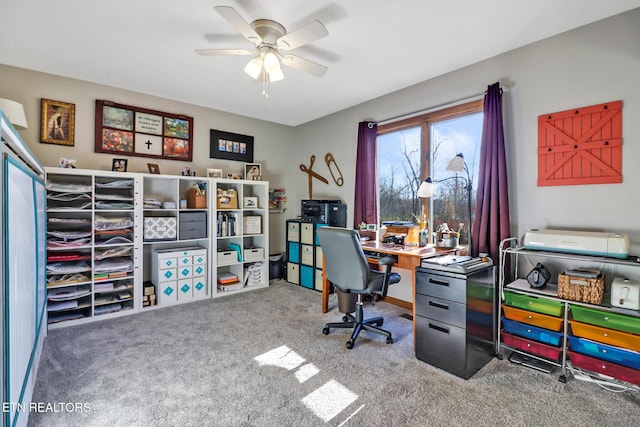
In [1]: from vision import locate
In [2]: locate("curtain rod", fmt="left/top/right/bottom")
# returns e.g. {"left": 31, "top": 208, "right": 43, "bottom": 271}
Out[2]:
{"left": 375, "top": 87, "right": 504, "bottom": 127}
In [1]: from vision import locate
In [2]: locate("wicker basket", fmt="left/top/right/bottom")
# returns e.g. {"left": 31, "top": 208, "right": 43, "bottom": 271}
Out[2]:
{"left": 557, "top": 273, "right": 604, "bottom": 304}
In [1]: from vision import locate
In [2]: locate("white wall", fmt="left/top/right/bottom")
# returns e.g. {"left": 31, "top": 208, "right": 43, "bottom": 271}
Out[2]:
{"left": 293, "top": 9, "right": 640, "bottom": 252}
{"left": 0, "top": 65, "right": 298, "bottom": 253}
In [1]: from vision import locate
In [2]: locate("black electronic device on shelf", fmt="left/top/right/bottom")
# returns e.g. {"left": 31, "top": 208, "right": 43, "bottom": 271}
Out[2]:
{"left": 301, "top": 199, "right": 346, "bottom": 227}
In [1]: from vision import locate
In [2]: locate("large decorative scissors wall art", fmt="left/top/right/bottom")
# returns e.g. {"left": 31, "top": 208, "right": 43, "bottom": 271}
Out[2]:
{"left": 299, "top": 152, "right": 344, "bottom": 199}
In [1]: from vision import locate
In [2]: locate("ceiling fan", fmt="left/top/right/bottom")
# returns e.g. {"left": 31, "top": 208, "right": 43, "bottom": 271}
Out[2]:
{"left": 195, "top": 6, "right": 329, "bottom": 96}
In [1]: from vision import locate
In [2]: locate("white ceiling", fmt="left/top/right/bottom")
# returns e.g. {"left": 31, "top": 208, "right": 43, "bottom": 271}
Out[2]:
{"left": 2, "top": 0, "right": 640, "bottom": 126}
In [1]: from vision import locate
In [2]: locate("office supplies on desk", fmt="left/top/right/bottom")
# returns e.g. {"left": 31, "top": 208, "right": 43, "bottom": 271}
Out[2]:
{"left": 420, "top": 254, "right": 493, "bottom": 273}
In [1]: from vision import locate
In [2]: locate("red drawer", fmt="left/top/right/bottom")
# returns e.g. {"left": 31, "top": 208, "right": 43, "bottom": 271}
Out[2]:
{"left": 568, "top": 350, "right": 640, "bottom": 386}
{"left": 501, "top": 331, "right": 562, "bottom": 362}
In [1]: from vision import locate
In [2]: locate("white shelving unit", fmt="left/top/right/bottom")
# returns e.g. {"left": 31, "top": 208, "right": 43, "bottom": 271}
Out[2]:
{"left": 213, "top": 178, "right": 269, "bottom": 296}
{"left": 498, "top": 237, "right": 640, "bottom": 390}
{"left": 45, "top": 168, "right": 141, "bottom": 328}
{"left": 44, "top": 169, "right": 270, "bottom": 326}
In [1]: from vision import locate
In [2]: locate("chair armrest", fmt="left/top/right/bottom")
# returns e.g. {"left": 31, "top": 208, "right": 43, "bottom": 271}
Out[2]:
{"left": 378, "top": 255, "right": 398, "bottom": 266}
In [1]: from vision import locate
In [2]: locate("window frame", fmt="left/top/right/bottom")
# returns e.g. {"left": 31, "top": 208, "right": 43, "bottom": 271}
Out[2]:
{"left": 376, "top": 99, "right": 483, "bottom": 229}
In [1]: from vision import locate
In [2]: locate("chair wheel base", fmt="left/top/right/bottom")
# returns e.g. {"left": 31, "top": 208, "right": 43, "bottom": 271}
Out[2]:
{"left": 386, "top": 337, "right": 393, "bottom": 344}
{"left": 346, "top": 340, "right": 354, "bottom": 349}
{"left": 322, "top": 327, "right": 330, "bottom": 335}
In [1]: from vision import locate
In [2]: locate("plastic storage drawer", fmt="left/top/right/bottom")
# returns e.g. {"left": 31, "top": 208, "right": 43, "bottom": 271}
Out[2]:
{"left": 501, "top": 331, "right": 562, "bottom": 362}
{"left": 568, "top": 336, "right": 640, "bottom": 370}
{"left": 502, "top": 304, "right": 563, "bottom": 331}
{"left": 569, "top": 320, "right": 640, "bottom": 352}
{"left": 568, "top": 350, "right": 640, "bottom": 386}
{"left": 504, "top": 291, "right": 564, "bottom": 317}
{"left": 570, "top": 304, "right": 640, "bottom": 335}
{"left": 501, "top": 318, "right": 562, "bottom": 346}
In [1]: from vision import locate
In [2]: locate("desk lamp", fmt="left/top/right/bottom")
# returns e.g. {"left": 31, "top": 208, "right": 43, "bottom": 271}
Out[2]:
{"left": 0, "top": 98, "right": 28, "bottom": 129}
{"left": 417, "top": 153, "right": 473, "bottom": 252}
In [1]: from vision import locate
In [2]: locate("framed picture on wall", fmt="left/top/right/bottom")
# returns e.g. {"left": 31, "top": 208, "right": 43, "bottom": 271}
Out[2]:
{"left": 40, "top": 98, "right": 76, "bottom": 146}
{"left": 95, "top": 100, "right": 193, "bottom": 161}
{"left": 210, "top": 129, "right": 254, "bottom": 162}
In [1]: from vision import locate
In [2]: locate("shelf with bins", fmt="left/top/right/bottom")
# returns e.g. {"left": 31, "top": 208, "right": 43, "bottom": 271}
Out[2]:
{"left": 213, "top": 179, "right": 269, "bottom": 295}
{"left": 498, "top": 239, "right": 640, "bottom": 390}
{"left": 286, "top": 220, "right": 327, "bottom": 290}
{"left": 141, "top": 174, "right": 210, "bottom": 309}
{"left": 45, "top": 169, "right": 138, "bottom": 327}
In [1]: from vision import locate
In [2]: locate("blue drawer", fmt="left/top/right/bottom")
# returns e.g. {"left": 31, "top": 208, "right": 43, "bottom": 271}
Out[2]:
{"left": 568, "top": 336, "right": 640, "bottom": 370}
{"left": 501, "top": 318, "right": 562, "bottom": 347}
{"left": 300, "top": 265, "right": 314, "bottom": 289}
{"left": 288, "top": 242, "right": 300, "bottom": 263}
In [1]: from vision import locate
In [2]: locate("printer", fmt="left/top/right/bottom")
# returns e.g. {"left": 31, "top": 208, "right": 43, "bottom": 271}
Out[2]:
{"left": 301, "top": 199, "right": 347, "bottom": 227}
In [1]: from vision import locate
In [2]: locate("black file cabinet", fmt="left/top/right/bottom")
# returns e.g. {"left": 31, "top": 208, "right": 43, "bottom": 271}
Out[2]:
{"left": 415, "top": 265, "right": 496, "bottom": 379}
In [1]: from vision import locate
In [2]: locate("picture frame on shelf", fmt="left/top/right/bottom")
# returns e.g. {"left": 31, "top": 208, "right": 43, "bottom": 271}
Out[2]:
{"left": 40, "top": 98, "right": 75, "bottom": 146}
{"left": 147, "top": 163, "right": 161, "bottom": 174}
{"left": 244, "top": 197, "right": 258, "bottom": 209}
{"left": 244, "top": 163, "right": 262, "bottom": 181}
{"left": 207, "top": 168, "right": 223, "bottom": 178}
{"left": 112, "top": 158, "right": 128, "bottom": 172}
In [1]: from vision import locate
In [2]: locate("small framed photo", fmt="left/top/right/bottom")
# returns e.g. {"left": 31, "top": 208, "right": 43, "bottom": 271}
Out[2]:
{"left": 112, "top": 158, "right": 128, "bottom": 172}
{"left": 147, "top": 163, "right": 161, "bottom": 174}
{"left": 244, "top": 197, "right": 258, "bottom": 208}
{"left": 244, "top": 163, "right": 262, "bottom": 181}
{"left": 207, "top": 168, "right": 223, "bottom": 178}
{"left": 40, "top": 98, "right": 76, "bottom": 146}
{"left": 366, "top": 224, "right": 377, "bottom": 231}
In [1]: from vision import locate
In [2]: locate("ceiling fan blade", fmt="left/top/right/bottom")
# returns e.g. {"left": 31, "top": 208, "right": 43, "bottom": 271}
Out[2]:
{"left": 280, "top": 54, "right": 327, "bottom": 77}
{"left": 277, "top": 20, "right": 328, "bottom": 50}
{"left": 195, "top": 48, "right": 255, "bottom": 56}
{"left": 214, "top": 6, "right": 262, "bottom": 44}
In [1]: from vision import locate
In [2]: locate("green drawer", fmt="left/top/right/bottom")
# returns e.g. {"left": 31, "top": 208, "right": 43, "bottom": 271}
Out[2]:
{"left": 570, "top": 304, "right": 640, "bottom": 335}
{"left": 504, "top": 291, "right": 564, "bottom": 317}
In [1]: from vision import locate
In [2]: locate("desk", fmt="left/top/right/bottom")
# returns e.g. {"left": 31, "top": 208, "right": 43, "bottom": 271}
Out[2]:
{"left": 321, "top": 242, "right": 458, "bottom": 313}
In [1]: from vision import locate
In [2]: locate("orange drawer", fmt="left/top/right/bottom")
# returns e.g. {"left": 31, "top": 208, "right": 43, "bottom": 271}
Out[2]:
{"left": 569, "top": 320, "right": 640, "bottom": 352}
{"left": 502, "top": 304, "right": 563, "bottom": 332}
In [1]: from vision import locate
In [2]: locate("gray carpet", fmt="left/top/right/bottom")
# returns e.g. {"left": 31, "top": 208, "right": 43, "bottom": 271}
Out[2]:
{"left": 29, "top": 281, "right": 639, "bottom": 426}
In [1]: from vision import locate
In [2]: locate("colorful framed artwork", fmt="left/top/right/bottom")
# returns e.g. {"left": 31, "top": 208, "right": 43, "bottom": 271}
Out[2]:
{"left": 210, "top": 129, "right": 254, "bottom": 162}
{"left": 40, "top": 98, "right": 76, "bottom": 146}
{"left": 95, "top": 100, "right": 193, "bottom": 161}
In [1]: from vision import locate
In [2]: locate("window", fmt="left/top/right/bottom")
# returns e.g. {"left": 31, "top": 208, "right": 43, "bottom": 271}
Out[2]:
{"left": 377, "top": 100, "right": 483, "bottom": 248}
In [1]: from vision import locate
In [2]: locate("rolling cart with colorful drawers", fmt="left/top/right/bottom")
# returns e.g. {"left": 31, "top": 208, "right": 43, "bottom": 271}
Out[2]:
{"left": 498, "top": 238, "right": 640, "bottom": 390}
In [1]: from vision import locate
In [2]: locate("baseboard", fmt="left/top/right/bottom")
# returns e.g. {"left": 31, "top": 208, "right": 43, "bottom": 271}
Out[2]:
{"left": 383, "top": 296, "right": 412, "bottom": 310}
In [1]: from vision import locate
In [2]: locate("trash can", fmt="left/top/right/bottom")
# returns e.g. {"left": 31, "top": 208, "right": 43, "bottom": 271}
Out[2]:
{"left": 337, "top": 289, "right": 356, "bottom": 313}
{"left": 269, "top": 254, "right": 283, "bottom": 280}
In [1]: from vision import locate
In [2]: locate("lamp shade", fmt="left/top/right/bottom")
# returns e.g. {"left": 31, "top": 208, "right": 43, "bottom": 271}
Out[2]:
{"left": 446, "top": 153, "right": 465, "bottom": 173}
{"left": 0, "top": 98, "right": 28, "bottom": 129}
{"left": 244, "top": 56, "right": 264, "bottom": 80}
{"left": 417, "top": 177, "right": 434, "bottom": 198}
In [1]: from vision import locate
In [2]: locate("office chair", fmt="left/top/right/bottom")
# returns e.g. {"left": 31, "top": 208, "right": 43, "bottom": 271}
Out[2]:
{"left": 317, "top": 226, "right": 401, "bottom": 349}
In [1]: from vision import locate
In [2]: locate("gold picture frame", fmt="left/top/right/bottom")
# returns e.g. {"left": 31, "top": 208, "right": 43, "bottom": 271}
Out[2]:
{"left": 40, "top": 98, "right": 75, "bottom": 146}
{"left": 147, "top": 163, "right": 161, "bottom": 174}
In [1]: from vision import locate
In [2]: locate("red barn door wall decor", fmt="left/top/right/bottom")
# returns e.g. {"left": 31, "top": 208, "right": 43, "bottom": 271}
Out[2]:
{"left": 538, "top": 100, "right": 622, "bottom": 186}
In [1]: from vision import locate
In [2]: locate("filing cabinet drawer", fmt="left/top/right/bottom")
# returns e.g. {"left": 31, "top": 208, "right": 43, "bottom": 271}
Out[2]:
{"left": 415, "top": 316, "right": 466, "bottom": 378}
{"left": 416, "top": 271, "right": 467, "bottom": 303}
{"left": 415, "top": 294, "right": 466, "bottom": 328}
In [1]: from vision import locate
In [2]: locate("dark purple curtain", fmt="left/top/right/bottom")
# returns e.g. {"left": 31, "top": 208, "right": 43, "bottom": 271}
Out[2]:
{"left": 353, "top": 121, "right": 378, "bottom": 228}
{"left": 471, "top": 83, "right": 510, "bottom": 262}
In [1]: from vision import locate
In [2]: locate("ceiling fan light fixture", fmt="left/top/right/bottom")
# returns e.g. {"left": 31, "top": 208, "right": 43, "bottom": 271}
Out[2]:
{"left": 268, "top": 66, "right": 284, "bottom": 82}
{"left": 244, "top": 56, "right": 263, "bottom": 79}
